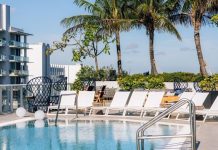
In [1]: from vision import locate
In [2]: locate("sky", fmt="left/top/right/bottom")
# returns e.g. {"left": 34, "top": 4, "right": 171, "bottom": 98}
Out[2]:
{"left": 2, "top": 0, "right": 218, "bottom": 74}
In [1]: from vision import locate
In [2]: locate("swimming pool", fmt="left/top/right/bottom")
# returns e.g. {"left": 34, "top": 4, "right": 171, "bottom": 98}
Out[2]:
{"left": 0, "top": 120, "right": 186, "bottom": 150}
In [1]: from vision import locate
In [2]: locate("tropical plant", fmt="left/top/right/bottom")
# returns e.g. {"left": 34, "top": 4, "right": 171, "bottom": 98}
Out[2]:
{"left": 129, "top": 0, "right": 181, "bottom": 75}
{"left": 47, "top": 24, "right": 113, "bottom": 73}
{"left": 199, "top": 74, "right": 218, "bottom": 91}
{"left": 171, "top": 0, "right": 218, "bottom": 76}
{"left": 61, "top": 0, "right": 133, "bottom": 77}
{"left": 212, "top": 14, "right": 218, "bottom": 24}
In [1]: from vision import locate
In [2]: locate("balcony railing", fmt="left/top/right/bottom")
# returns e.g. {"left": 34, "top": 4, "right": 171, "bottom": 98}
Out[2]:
{"left": 9, "top": 70, "right": 29, "bottom": 76}
{"left": 0, "top": 69, "right": 7, "bottom": 76}
{"left": 9, "top": 40, "right": 29, "bottom": 48}
{"left": 0, "top": 55, "right": 7, "bottom": 61}
{"left": 0, "top": 39, "right": 7, "bottom": 47}
{"left": 9, "top": 55, "right": 29, "bottom": 62}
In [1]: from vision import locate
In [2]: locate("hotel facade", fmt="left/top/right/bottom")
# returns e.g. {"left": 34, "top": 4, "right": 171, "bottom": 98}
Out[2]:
{"left": 0, "top": 4, "right": 31, "bottom": 84}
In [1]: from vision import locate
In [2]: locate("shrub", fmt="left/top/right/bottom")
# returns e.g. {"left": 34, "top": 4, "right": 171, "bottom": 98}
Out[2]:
{"left": 155, "top": 72, "right": 204, "bottom": 82}
{"left": 147, "top": 76, "right": 165, "bottom": 89}
{"left": 118, "top": 74, "right": 165, "bottom": 91}
{"left": 199, "top": 74, "right": 218, "bottom": 91}
{"left": 71, "top": 79, "right": 83, "bottom": 91}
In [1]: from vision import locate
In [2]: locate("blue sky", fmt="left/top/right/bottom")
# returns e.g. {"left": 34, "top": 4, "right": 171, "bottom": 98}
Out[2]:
{"left": 2, "top": 0, "right": 218, "bottom": 74}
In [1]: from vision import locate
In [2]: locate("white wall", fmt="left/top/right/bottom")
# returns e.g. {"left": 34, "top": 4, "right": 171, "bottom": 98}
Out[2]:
{"left": 50, "top": 64, "right": 81, "bottom": 84}
{"left": 27, "top": 43, "right": 50, "bottom": 81}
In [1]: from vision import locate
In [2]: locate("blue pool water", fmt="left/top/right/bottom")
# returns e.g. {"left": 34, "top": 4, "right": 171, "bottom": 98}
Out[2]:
{"left": 0, "top": 120, "right": 183, "bottom": 150}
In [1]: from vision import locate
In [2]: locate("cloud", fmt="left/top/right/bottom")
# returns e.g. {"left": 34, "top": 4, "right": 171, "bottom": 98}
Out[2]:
{"left": 125, "top": 43, "right": 139, "bottom": 50}
{"left": 180, "top": 47, "right": 195, "bottom": 52}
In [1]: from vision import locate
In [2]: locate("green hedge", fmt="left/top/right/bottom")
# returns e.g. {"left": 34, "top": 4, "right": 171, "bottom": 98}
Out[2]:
{"left": 154, "top": 72, "right": 204, "bottom": 82}
{"left": 118, "top": 74, "right": 165, "bottom": 91}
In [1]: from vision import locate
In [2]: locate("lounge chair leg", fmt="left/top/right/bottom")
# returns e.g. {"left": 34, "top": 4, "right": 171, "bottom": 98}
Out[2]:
{"left": 155, "top": 111, "right": 159, "bottom": 117}
{"left": 176, "top": 113, "right": 180, "bottom": 120}
{"left": 203, "top": 114, "right": 208, "bottom": 122}
{"left": 123, "top": 110, "right": 126, "bottom": 116}
{"left": 89, "top": 109, "right": 93, "bottom": 116}
{"left": 167, "top": 114, "right": 171, "bottom": 119}
{"left": 143, "top": 111, "right": 147, "bottom": 117}
{"left": 140, "top": 111, "right": 143, "bottom": 118}
{"left": 105, "top": 109, "right": 108, "bottom": 115}
{"left": 65, "top": 107, "right": 68, "bottom": 115}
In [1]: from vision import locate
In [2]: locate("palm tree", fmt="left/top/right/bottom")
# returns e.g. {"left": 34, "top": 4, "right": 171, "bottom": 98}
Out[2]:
{"left": 61, "top": 0, "right": 131, "bottom": 77}
{"left": 172, "top": 0, "right": 218, "bottom": 76}
{"left": 132, "top": 0, "right": 181, "bottom": 75}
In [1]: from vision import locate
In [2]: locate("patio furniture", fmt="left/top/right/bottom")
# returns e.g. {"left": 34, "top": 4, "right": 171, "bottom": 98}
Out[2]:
{"left": 173, "top": 78, "right": 188, "bottom": 95}
{"left": 89, "top": 91, "right": 130, "bottom": 115}
{"left": 142, "top": 91, "right": 165, "bottom": 117}
{"left": 50, "top": 77, "right": 68, "bottom": 105}
{"left": 94, "top": 85, "right": 106, "bottom": 103}
{"left": 176, "top": 92, "right": 209, "bottom": 119}
{"left": 26, "top": 76, "right": 52, "bottom": 112}
{"left": 47, "top": 91, "right": 76, "bottom": 115}
{"left": 196, "top": 96, "right": 218, "bottom": 122}
{"left": 123, "top": 91, "right": 148, "bottom": 116}
{"left": 193, "top": 82, "right": 203, "bottom": 92}
{"left": 75, "top": 91, "right": 95, "bottom": 115}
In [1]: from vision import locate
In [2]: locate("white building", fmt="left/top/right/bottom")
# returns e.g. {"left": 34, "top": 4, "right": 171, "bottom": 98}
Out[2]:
{"left": 50, "top": 64, "right": 81, "bottom": 84}
{"left": 0, "top": 4, "right": 31, "bottom": 84}
{"left": 27, "top": 43, "right": 50, "bottom": 81}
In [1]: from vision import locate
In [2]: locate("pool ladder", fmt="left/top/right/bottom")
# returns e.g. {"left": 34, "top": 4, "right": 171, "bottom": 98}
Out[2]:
{"left": 136, "top": 98, "right": 196, "bottom": 150}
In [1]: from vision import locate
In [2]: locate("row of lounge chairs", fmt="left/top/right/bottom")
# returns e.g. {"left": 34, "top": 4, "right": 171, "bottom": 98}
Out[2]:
{"left": 47, "top": 90, "right": 218, "bottom": 122}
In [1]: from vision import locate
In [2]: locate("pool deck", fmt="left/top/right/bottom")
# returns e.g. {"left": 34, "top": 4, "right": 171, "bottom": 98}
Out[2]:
{"left": 0, "top": 113, "right": 217, "bottom": 150}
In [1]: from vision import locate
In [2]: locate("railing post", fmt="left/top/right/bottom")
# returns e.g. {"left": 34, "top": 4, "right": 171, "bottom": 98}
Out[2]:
{"left": 10, "top": 86, "right": 13, "bottom": 112}
{"left": 20, "top": 86, "right": 23, "bottom": 107}
{"left": 0, "top": 87, "right": 2, "bottom": 114}
{"left": 190, "top": 102, "right": 197, "bottom": 150}
{"left": 76, "top": 93, "right": 78, "bottom": 118}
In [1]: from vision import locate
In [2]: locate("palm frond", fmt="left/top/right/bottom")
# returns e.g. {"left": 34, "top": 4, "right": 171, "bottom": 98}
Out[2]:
{"left": 74, "top": 0, "right": 103, "bottom": 13}
{"left": 61, "top": 15, "right": 100, "bottom": 27}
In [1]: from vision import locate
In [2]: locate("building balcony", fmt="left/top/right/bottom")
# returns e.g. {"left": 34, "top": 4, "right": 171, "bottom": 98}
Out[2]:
{"left": 0, "top": 39, "right": 7, "bottom": 47}
{"left": 0, "top": 55, "right": 7, "bottom": 61}
{"left": 0, "top": 69, "right": 7, "bottom": 76}
{"left": 9, "top": 55, "right": 29, "bottom": 62}
{"left": 9, "top": 40, "right": 29, "bottom": 48}
{"left": 9, "top": 70, "right": 29, "bottom": 76}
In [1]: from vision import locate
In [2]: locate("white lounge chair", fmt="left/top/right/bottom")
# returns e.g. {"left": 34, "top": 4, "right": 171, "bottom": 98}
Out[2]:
{"left": 89, "top": 91, "right": 130, "bottom": 115}
{"left": 47, "top": 91, "right": 77, "bottom": 115}
{"left": 123, "top": 91, "right": 148, "bottom": 116}
{"left": 196, "top": 96, "right": 218, "bottom": 122}
{"left": 176, "top": 92, "right": 209, "bottom": 119}
{"left": 142, "top": 91, "right": 165, "bottom": 117}
{"left": 167, "top": 92, "right": 196, "bottom": 119}
{"left": 75, "top": 91, "right": 95, "bottom": 115}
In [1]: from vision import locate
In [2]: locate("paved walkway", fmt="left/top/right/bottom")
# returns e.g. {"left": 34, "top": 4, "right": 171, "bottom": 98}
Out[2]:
{"left": 0, "top": 113, "right": 217, "bottom": 149}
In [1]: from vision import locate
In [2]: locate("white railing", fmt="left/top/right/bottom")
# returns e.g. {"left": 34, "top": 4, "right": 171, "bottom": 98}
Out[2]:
{"left": 9, "top": 40, "right": 29, "bottom": 48}
{"left": 9, "top": 70, "right": 29, "bottom": 76}
{"left": 0, "top": 69, "right": 7, "bottom": 76}
{"left": 0, "top": 39, "right": 7, "bottom": 47}
{"left": 0, "top": 55, "right": 7, "bottom": 61}
{"left": 9, "top": 55, "right": 29, "bottom": 62}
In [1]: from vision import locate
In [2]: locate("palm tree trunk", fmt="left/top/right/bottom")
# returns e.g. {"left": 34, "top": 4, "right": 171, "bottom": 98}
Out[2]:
{"left": 115, "top": 31, "right": 123, "bottom": 77}
{"left": 94, "top": 55, "right": 99, "bottom": 73}
{"left": 194, "top": 22, "right": 208, "bottom": 77}
{"left": 149, "top": 29, "right": 158, "bottom": 75}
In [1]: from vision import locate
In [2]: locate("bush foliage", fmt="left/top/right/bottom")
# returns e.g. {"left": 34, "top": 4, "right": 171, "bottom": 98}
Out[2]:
{"left": 199, "top": 74, "right": 218, "bottom": 91}
{"left": 118, "top": 74, "right": 165, "bottom": 90}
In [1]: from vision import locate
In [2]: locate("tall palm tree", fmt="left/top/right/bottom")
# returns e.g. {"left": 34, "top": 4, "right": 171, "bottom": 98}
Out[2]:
{"left": 172, "top": 0, "right": 218, "bottom": 76}
{"left": 132, "top": 0, "right": 182, "bottom": 75}
{"left": 61, "top": 0, "right": 131, "bottom": 77}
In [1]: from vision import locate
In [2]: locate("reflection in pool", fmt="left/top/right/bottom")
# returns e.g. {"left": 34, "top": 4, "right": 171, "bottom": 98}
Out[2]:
{"left": 0, "top": 120, "right": 184, "bottom": 150}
